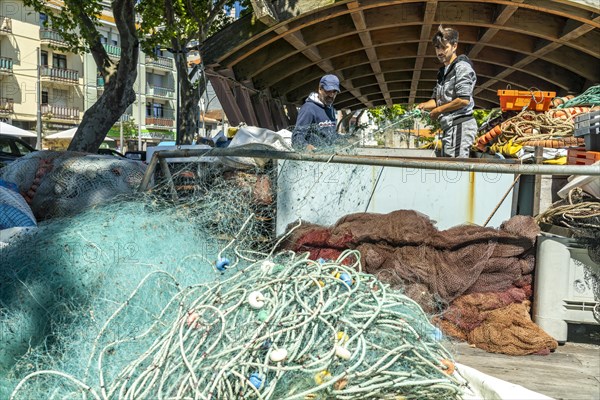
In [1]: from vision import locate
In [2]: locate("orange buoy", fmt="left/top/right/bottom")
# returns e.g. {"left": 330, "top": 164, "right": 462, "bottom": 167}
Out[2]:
{"left": 439, "top": 359, "right": 455, "bottom": 375}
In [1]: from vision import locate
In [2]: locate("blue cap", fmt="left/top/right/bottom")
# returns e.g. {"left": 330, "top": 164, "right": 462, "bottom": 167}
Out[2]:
{"left": 320, "top": 74, "right": 340, "bottom": 92}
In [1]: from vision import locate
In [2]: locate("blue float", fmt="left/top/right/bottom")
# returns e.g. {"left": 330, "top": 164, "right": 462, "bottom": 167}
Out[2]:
{"left": 215, "top": 257, "right": 230, "bottom": 271}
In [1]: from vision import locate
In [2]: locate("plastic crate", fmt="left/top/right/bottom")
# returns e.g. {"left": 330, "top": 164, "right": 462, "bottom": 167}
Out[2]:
{"left": 497, "top": 89, "right": 556, "bottom": 112}
{"left": 533, "top": 234, "right": 599, "bottom": 343}
{"left": 574, "top": 125, "right": 600, "bottom": 152}
{"left": 567, "top": 147, "right": 600, "bottom": 165}
{"left": 574, "top": 110, "right": 600, "bottom": 129}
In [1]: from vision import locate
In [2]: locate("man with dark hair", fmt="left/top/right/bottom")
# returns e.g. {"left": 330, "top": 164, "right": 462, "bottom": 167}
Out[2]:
{"left": 292, "top": 74, "right": 341, "bottom": 151}
{"left": 417, "top": 25, "right": 477, "bottom": 158}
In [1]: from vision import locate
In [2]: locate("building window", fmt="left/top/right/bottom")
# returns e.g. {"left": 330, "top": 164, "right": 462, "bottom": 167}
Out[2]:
{"left": 40, "top": 51, "right": 48, "bottom": 66}
{"left": 53, "top": 89, "right": 68, "bottom": 105}
{"left": 53, "top": 54, "right": 67, "bottom": 69}
{"left": 42, "top": 90, "right": 48, "bottom": 104}
{"left": 100, "top": 35, "right": 107, "bottom": 44}
{"left": 39, "top": 13, "right": 48, "bottom": 28}
{"left": 146, "top": 102, "right": 164, "bottom": 118}
{"left": 153, "top": 104, "right": 164, "bottom": 118}
{"left": 111, "top": 38, "right": 118, "bottom": 46}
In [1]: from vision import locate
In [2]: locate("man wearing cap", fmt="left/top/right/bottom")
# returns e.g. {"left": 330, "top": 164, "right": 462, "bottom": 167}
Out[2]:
{"left": 292, "top": 74, "right": 341, "bottom": 150}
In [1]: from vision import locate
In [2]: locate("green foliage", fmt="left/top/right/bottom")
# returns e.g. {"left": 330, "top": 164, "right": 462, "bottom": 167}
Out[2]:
{"left": 473, "top": 109, "right": 496, "bottom": 128}
{"left": 422, "top": 113, "right": 442, "bottom": 134}
{"left": 367, "top": 104, "right": 407, "bottom": 124}
{"left": 367, "top": 104, "right": 416, "bottom": 130}
{"left": 23, "top": 0, "right": 104, "bottom": 54}
{"left": 136, "top": 0, "right": 238, "bottom": 54}
{"left": 111, "top": 118, "right": 138, "bottom": 139}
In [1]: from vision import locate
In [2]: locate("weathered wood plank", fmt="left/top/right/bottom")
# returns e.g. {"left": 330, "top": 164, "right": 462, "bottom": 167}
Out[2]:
{"left": 452, "top": 342, "right": 600, "bottom": 400}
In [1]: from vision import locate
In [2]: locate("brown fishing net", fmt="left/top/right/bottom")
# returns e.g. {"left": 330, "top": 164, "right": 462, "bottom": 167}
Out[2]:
{"left": 281, "top": 210, "right": 558, "bottom": 355}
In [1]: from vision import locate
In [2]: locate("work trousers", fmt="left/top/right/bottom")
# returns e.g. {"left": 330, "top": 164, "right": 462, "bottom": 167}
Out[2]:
{"left": 441, "top": 118, "right": 477, "bottom": 158}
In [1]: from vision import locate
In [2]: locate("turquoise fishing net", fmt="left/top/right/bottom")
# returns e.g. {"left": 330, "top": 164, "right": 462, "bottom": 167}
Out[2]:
{"left": 8, "top": 251, "right": 462, "bottom": 399}
{"left": 1, "top": 156, "right": 463, "bottom": 399}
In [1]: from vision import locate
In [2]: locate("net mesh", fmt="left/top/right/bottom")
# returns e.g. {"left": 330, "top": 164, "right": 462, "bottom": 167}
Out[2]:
{"left": 1, "top": 148, "right": 467, "bottom": 399}
{"left": 1, "top": 151, "right": 146, "bottom": 220}
{"left": 280, "top": 210, "right": 558, "bottom": 355}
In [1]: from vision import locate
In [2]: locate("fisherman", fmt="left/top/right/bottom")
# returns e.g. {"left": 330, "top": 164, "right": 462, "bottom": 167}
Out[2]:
{"left": 292, "top": 74, "right": 341, "bottom": 151}
{"left": 416, "top": 25, "right": 477, "bottom": 158}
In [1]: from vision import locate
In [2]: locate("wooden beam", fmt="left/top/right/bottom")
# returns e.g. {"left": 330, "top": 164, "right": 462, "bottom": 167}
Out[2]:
{"left": 409, "top": 0, "right": 437, "bottom": 105}
{"left": 208, "top": 74, "right": 245, "bottom": 126}
{"left": 234, "top": 85, "right": 260, "bottom": 126}
{"left": 475, "top": 15, "right": 600, "bottom": 95}
{"left": 468, "top": 0, "right": 524, "bottom": 60}
{"left": 347, "top": 1, "right": 391, "bottom": 107}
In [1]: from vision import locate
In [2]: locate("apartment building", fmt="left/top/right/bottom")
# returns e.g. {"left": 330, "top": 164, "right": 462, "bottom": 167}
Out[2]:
{"left": 0, "top": 0, "right": 177, "bottom": 149}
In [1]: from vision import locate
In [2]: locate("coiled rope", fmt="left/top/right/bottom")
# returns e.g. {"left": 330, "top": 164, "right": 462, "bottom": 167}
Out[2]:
{"left": 11, "top": 249, "right": 463, "bottom": 399}
{"left": 557, "top": 85, "right": 600, "bottom": 109}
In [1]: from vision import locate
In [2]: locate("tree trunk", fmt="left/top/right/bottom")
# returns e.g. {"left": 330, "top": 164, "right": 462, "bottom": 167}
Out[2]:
{"left": 68, "top": 0, "right": 139, "bottom": 153}
{"left": 175, "top": 53, "right": 200, "bottom": 145}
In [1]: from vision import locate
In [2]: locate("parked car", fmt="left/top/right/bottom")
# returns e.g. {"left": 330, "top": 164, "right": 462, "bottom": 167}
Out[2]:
{"left": 0, "top": 134, "right": 36, "bottom": 168}
{"left": 97, "top": 148, "right": 127, "bottom": 158}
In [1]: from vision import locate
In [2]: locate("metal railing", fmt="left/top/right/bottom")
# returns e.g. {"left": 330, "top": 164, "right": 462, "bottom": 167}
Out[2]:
{"left": 0, "top": 97, "right": 14, "bottom": 114}
{"left": 40, "top": 28, "right": 66, "bottom": 44}
{"left": 139, "top": 147, "right": 600, "bottom": 192}
{"left": 146, "top": 85, "right": 175, "bottom": 98}
{"left": 0, "top": 56, "right": 13, "bottom": 73}
{"left": 0, "top": 16, "right": 12, "bottom": 33}
{"left": 41, "top": 103, "right": 80, "bottom": 120}
{"left": 147, "top": 55, "right": 173, "bottom": 69}
{"left": 40, "top": 66, "right": 79, "bottom": 82}
{"left": 103, "top": 44, "right": 121, "bottom": 58}
{"left": 145, "top": 116, "right": 174, "bottom": 128}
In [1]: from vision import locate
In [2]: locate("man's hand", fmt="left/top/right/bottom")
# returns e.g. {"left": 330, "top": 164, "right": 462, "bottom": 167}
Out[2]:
{"left": 306, "top": 144, "right": 316, "bottom": 152}
{"left": 429, "top": 107, "right": 441, "bottom": 120}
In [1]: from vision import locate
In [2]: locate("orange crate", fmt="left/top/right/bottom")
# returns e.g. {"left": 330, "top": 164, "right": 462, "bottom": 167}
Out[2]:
{"left": 497, "top": 90, "right": 556, "bottom": 112}
{"left": 567, "top": 147, "right": 600, "bottom": 165}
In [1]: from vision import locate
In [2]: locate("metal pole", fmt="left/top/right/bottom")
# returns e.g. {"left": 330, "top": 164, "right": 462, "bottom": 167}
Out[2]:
{"left": 36, "top": 47, "right": 42, "bottom": 150}
{"left": 138, "top": 51, "right": 142, "bottom": 151}
{"left": 119, "top": 116, "right": 124, "bottom": 153}
{"left": 137, "top": 148, "right": 600, "bottom": 192}
{"left": 176, "top": 64, "right": 180, "bottom": 145}
{"left": 483, "top": 174, "right": 522, "bottom": 227}
{"left": 532, "top": 146, "right": 544, "bottom": 216}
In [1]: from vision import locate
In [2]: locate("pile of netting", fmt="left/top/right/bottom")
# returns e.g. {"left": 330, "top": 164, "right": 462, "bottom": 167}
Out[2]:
{"left": 0, "top": 151, "right": 146, "bottom": 220}
{"left": 556, "top": 84, "right": 600, "bottom": 109}
{"left": 475, "top": 84, "right": 600, "bottom": 159}
{"left": 536, "top": 187, "right": 600, "bottom": 263}
{"left": 0, "top": 193, "right": 227, "bottom": 396}
{"left": 8, "top": 250, "right": 464, "bottom": 399}
{"left": 1, "top": 149, "right": 468, "bottom": 398}
{"left": 475, "top": 108, "right": 589, "bottom": 156}
{"left": 280, "top": 210, "right": 558, "bottom": 355}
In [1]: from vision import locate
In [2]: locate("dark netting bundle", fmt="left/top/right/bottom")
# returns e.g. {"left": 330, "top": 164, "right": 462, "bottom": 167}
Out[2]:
{"left": 0, "top": 151, "right": 146, "bottom": 220}
{"left": 280, "top": 210, "right": 558, "bottom": 355}
{"left": 536, "top": 187, "right": 600, "bottom": 264}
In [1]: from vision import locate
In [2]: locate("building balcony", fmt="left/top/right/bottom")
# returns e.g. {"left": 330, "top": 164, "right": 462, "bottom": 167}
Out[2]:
{"left": 40, "top": 66, "right": 79, "bottom": 84}
{"left": 0, "top": 16, "right": 12, "bottom": 35}
{"left": 41, "top": 103, "right": 80, "bottom": 121}
{"left": 103, "top": 44, "right": 121, "bottom": 58}
{"left": 0, "top": 56, "right": 13, "bottom": 76}
{"left": 0, "top": 97, "right": 14, "bottom": 114}
{"left": 97, "top": 77, "right": 105, "bottom": 97}
{"left": 40, "top": 28, "right": 67, "bottom": 46}
{"left": 146, "top": 55, "right": 173, "bottom": 70}
{"left": 145, "top": 116, "right": 174, "bottom": 128}
{"left": 146, "top": 85, "right": 174, "bottom": 99}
